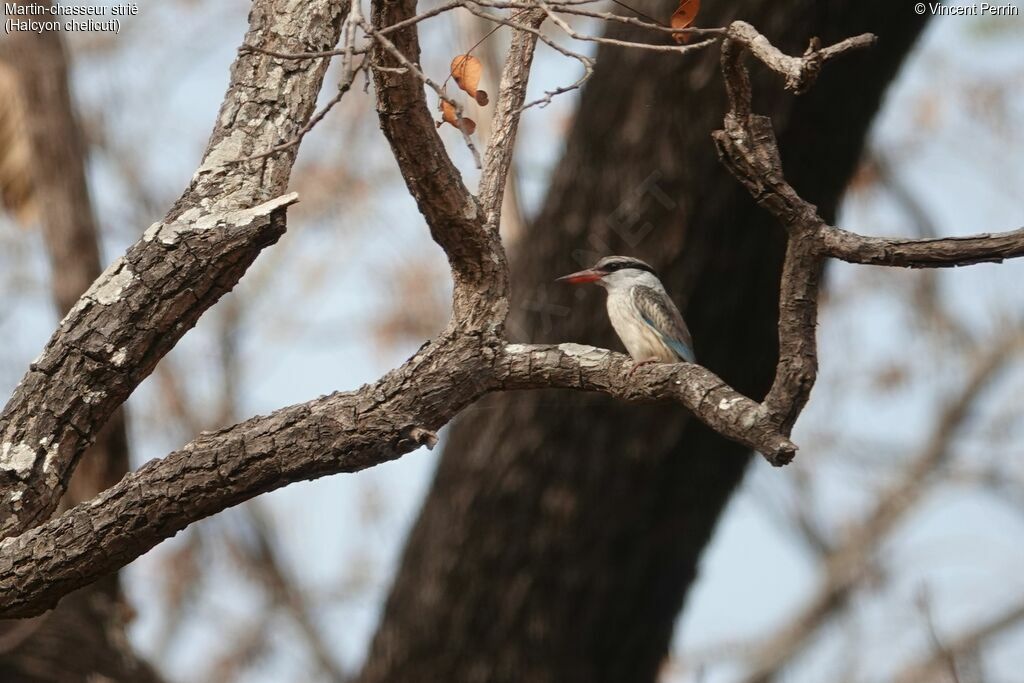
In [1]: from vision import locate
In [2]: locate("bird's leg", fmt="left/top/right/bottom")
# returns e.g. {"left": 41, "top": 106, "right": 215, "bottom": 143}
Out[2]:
{"left": 627, "top": 357, "right": 660, "bottom": 378}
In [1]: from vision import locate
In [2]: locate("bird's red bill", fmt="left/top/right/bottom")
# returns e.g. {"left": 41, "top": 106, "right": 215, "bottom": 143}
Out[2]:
{"left": 556, "top": 269, "right": 602, "bottom": 284}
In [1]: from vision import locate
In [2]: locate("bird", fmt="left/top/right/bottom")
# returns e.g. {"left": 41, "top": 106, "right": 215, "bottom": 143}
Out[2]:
{"left": 557, "top": 255, "right": 695, "bottom": 371}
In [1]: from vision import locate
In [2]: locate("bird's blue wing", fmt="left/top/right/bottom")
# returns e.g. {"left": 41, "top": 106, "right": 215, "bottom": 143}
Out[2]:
{"left": 632, "top": 285, "right": 696, "bottom": 363}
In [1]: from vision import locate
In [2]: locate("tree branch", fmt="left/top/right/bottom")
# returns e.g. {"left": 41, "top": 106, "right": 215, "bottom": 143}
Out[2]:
{"left": 821, "top": 225, "right": 1024, "bottom": 267}
{"left": 369, "top": 0, "right": 505, "bottom": 329}
{"left": 6, "top": 8, "right": 1024, "bottom": 626}
{"left": 0, "top": 334, "right": 799, "bottom": 619}
{"left": 478, "top": 9, "right": 545, "bottom": 221}
{"left": 0, "top": 0, "right": 349, "bottom": 539}
{"left": 713, "top": 36, "right": 833, "bottom": 433}
{"left": 710, "top": 20, "right": 1024, "bottom": 443}
{"left": 723, "top": 21, "right": 877, "bottom": 95}
{"left": 499, "top": 344, "right": 798, "bottom": 462}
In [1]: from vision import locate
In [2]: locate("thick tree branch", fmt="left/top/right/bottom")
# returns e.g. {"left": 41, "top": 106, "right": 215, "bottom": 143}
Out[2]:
{"left": 0, "top": 0, "right": 348, "bottom": 538}
{"left": 0, "top": 334, "right": 799, "bottom": 619}
{"left": 0, "top": 332, "right": 484, "bottom": 619}
{"left": 713, "top": 37, "right": 834, "bottom": 434}
{"left": 499, "top": 344, "right": 798, "bottom": 462}
{"left": 711, "top": 21, "right": 1024, "bottom": 443}
{"left": 7, "top": 8, "right": 1024, "bottom": 628}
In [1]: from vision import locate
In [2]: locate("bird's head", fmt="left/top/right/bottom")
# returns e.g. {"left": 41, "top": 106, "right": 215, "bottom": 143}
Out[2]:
{"left": 556, "top": 255, "right": 659, "bottom": 290}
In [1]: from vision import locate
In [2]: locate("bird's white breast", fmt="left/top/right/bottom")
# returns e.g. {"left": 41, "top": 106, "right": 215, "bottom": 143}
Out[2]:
{"left": 606, "top": 289, "right": 678, "bottom": 363}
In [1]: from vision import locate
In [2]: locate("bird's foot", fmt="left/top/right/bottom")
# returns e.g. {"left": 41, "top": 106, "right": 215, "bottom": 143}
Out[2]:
{"left": 627, "top": 357, "right": 660, "bottom": 379}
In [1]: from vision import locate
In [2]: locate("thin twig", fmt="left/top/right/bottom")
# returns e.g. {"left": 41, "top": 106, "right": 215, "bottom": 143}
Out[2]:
{"left": 539, "top": 0, "right": 720, "bottom": 55}
{"left": 357, "top": 8, "right": 483, "bottom": 168}
{"left": 462, "top": 5, "right": 595, "bottom": 110}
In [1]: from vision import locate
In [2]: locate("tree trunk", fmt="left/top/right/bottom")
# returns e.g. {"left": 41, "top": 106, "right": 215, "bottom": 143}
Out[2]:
{"left": 359, "top": 3, "right": 928, "bottom": 682}
{"left": 0, "top": 5, "right": 156, "bottom": 681}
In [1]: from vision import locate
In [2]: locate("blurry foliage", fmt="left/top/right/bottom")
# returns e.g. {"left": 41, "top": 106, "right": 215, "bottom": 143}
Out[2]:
{"left": 670, "top": 14, "right": 1024, "bottom": 683}
{"left": 1, "top": 5, "right": 1023, "bottom": 683}
{"left": 0, "top": 63, "right": 35, "bottom": 223}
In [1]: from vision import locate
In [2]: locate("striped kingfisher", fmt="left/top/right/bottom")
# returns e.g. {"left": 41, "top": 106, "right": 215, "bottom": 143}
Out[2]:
{"left": 557, "top": 255, "right": 696, "bottom": 370}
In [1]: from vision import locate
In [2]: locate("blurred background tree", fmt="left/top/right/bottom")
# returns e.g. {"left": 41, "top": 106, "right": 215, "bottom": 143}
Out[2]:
{"left": 1, "top": 1, "right": 1022, "bottom": 682}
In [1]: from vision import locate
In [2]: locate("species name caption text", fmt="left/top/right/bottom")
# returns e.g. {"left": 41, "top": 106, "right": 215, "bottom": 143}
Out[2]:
{"left": 4, "top": 3, "right": 138, "bottom": 34}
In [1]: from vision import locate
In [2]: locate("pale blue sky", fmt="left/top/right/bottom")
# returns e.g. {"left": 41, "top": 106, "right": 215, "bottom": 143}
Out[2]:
{"left": 2, "top": 2, "right": 1023, "bottom": 681}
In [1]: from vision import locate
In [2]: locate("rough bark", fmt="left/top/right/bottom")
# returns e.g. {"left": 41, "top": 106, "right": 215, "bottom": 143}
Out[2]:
{"left": 1, "top": 0, "right": 1018, "bottom": 661}
{"left": 359, "top": 3, "right": 929, "bottom": 682}
{"left": 3, "top": 1, "right": 840, "bottom": 616}
{"left": 369, "top": 0, "right": 511, "bottom": 329}
{"left": 0, "top": 0, "right": 131, "bottom": 513}
{"left": 0, "top": 0, "right": 348, "bottom": 538}
{"left": 0, "top": 7, "right": 157, "bottom": 681}
{"left": 0, "top": 338, "right": 796, "bottom": 619}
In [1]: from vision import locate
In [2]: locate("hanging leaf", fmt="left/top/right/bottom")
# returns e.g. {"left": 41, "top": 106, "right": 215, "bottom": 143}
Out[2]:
{"left": 439, "top": 99, "right": 458, "bottom": 127}
{"left": 438, "top": 98, "right": 477, "bottom": 136}
{"left": 450, "top": 55, "right": 489, "bottom": 106}
{"left": 670, "top": 0, "right": 700, "bottom": 44}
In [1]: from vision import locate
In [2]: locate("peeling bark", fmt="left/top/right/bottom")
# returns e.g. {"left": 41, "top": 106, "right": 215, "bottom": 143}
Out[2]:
{"left": 0, "top": 5, "right": 157, "bottom": 678}
{"left": 0, "top": 335, "right": 794, "bottom": 618}
{"left": 0, "top": 0, "right": 348, "bottom": 538}
{"left": 4, "top": 1, "right": 1020, "bottom": 669}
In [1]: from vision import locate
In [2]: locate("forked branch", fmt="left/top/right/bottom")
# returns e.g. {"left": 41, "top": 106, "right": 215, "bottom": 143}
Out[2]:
{"left": 3, "top": 8, "right": 1024, "bottom": 623}
{"left": 711, "top": 20, "right": 1024, "bottom": 444}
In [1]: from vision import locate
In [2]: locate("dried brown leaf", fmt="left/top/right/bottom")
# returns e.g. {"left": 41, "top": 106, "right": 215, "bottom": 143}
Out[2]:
{"left": 451, "top": 55, "right": 483, "bottom": 98}
{"left": 440, "top": 99, "right": 458, "bottom": 127}
{"left": 439, "top": 98, "right": 477, "bottom": 135}
{"left": 670, "top": 0, "right": 700, "bottom": 44}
